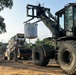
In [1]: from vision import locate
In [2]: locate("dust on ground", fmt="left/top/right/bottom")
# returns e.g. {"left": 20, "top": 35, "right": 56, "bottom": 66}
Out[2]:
{"left": 0, "top": 59, "right": 67, "bottom": 75}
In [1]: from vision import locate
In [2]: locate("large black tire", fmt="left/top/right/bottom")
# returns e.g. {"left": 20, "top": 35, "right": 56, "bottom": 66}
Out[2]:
{"left": 58, "top": 41, "right": 76, "bottom": 75}
{"left": 32, "top": 45, "right": 50, "bottom": 66}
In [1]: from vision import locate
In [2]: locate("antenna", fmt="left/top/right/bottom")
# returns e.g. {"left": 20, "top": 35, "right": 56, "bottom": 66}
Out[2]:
{"left": 36, "top": 1, "right": 45, "bottom": 7}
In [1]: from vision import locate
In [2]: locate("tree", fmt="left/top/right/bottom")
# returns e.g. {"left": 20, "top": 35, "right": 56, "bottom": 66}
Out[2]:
{"left": 43, "top": 37, "right": 56, "bottom": 46}
{"left": 35, "top": 38, "right": 40, "bottom": 45}
{"left": 35, "top": 37, "right": 56, "bottom": 46}
{"left": 0, "top": 42, "right": 2, "bottom": 47}
{"left": 0, "top": 0, "right": 13, "bottom": 33}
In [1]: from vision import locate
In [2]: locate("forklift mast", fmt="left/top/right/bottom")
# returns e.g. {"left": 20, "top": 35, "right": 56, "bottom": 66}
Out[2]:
{"left": 24, "top": 4, "right": 59, "bottom": 38}
{"left": 24, "top": 3, "right": 76, "bottom": 38}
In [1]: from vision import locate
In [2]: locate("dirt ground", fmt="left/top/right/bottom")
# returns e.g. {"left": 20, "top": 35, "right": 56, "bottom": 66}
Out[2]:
{"left": 0, "top": 58, "right": 68, "bottom": 75}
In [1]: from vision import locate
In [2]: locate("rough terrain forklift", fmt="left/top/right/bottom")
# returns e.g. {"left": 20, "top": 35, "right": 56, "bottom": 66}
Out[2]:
{"left": 24, "top": 3, "right": 76, "bottom": 75}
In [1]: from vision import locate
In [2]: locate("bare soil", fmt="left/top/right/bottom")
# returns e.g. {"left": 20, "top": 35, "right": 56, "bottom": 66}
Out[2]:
{"left": 0, "top": 59, "right": 67, "bottom": 75}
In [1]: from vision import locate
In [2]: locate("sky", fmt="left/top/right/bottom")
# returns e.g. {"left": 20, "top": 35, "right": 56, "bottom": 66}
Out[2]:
{"left": 0, "top": 0, "right": 76, "bottom": 43}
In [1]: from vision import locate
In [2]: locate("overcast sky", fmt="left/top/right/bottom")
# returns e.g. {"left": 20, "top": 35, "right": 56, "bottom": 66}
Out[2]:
{"left": 0, "top": 0, "right": 76, "bottom": 43}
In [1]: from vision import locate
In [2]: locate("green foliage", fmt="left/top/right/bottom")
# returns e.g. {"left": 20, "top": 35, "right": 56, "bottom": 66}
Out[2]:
{"left": 0, "top": 42, "right": 8, "bottom": 47}
{"left": 35, "top": 37, "right": 56, "bottom": 46}
{"left": 0, "top": 42, "right": 8, "bottom": 52}
{"left": 0, "top": 16, "right": 6, "bottom": 33}
{"left": 24, "top": 37, "right": 56, "bottom": 49}
{"left": 0, "top": 42, "right": 2, "bottom": 47}
{"left": 43, "top": 37, "right": 56, "bottom": 46}
{"left": 35, "top": 38, "right": 41, "bottom": 45}
{"left": 0, "top": 0, "right": 13, "bottom": 11}
{"left": 0, "top": 0, "right": 13, "bottom": 33}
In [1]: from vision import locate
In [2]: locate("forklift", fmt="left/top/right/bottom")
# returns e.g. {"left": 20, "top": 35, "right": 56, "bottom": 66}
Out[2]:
{"left": 24, "top": 3, "right": 76, "bottom": 75}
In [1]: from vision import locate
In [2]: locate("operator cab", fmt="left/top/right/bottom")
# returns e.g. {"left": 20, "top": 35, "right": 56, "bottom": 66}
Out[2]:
{"left": 15, "top": 34, "right": 25, "bottom": 46}
{"left": 56, "top": 3, "right": 76, "bottom": 37}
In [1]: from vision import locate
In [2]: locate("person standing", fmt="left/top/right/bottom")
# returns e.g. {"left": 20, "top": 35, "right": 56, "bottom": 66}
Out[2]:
{"left": 14, "top": 39, "right": 20, "bottom": 61}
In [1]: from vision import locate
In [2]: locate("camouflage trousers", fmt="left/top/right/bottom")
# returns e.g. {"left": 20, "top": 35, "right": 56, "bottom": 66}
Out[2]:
{"left": 14, "top": 48, "right": 18, "bottom": 61}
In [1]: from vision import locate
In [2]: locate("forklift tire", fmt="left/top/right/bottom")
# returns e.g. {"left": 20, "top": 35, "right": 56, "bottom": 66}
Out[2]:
{"left": 3, "top": 53, "right": 7, "bottom": 60}
{"left": 18, "top": 57, "right": 21, "bottom": 60}
{"left": 24, "top": 57, "right": 29, "bottom": 60}
{"left": 32, "top": 45, "right": 50, "bottom": 66}
{"left": 58, "top": 41, "right": 76, "bottom": 75}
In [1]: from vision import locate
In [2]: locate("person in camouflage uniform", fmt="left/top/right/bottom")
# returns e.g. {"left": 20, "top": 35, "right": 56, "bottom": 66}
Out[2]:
{"left": 14, "top": 39, "right": 20, "bottom": 61}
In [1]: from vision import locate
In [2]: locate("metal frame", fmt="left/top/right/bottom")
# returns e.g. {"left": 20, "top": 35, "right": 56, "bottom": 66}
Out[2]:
{"left": 24, "top": 3, "right": 76, "bottom": 38}
{"left": 26, "top": 4, "right": 50, "bottom": 18}
{"left": 24, "top": 4, "right": 50, "bottom": 24}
